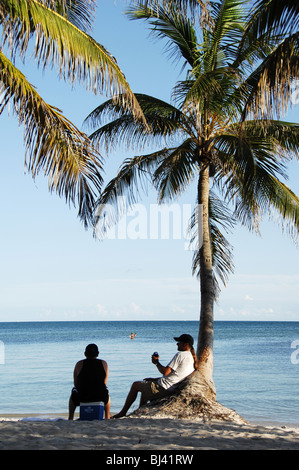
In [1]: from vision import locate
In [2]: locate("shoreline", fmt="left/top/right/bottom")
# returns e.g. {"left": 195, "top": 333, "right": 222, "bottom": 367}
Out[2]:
{"left": 1, "top": 412, "right": 298, "bottom": 429}
{"left": 0, "top": 412, "right": 298, "bottom": 450}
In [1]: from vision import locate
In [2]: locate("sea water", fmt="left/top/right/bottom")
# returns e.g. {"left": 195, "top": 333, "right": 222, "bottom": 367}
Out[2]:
{"left": 0, "top": 321, "right": 298, "bottom": 425}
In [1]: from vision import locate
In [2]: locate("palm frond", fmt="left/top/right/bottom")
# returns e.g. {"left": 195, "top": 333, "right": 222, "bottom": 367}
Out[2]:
{"left": 41, "top": 0, "right": 96, "bottom": 32}
{"left": 248, "top": 0, "right": 299, "bottom": 36}
{"left": 153, "top": 139, "right": 198, "bottom": 201}
{"left": 207, "top": 0, "right": 246, "bottom": 69}
{"left": 0, "top": 50, "right": 103, "bottom": 227}
{"left": 85, "top": 93, "right": 183, "bottom": 126}
{"left": 238, "top": 120, "right": 299, "bottom": 157}
{"left": 233, "top": 162, "right": 299, "bottom": 240}
{"left": 127, "top": 2, "right": 199, "bottom": 69}
{"left": 132, "top": 0, "right": 213, "bottom": 28}
{"left": 178, "top": 67, "right": 239, "bottom": 113}
{"left": 0, "top": 0, "right": 146, "bottom": 123}
{"left": 190, "top": 192, "right": 236, "bottom": 292}
{"left": 93, "top": 149, "right": 170, "bottom": 238}
{"left": 242, "top": 33, "right": 299, "bottom": 119}
{"left": 264, "top": 176, "right": 299, "bottom": 241}
{"left": 213, "top": 120, "right": 299, "bottom": 236}
{"left": 85, "top": 93, "right": 185, "bottom": 152}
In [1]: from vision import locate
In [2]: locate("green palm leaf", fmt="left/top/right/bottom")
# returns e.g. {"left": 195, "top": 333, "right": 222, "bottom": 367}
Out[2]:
{"left": 190, "top": 192, "right": 236, "bottom": 291}
{"left": 93, "top": 149, "right": 169, "bottom": 238}
{"left": 0, "top": 0, "right": 145, "bottom": 121}
{"left": 0, "top": 50, "right": 103, "bottom": 227}
{"left": 45, "top": 0, "right": 97, "bottom": 32}
{"left": 127, "top": 3, "right": 199, "bottom": 68}
{"left": 207, "top": 0, "right": 245, "bottom": 69}
{"left": 134, "top": 0, "right": 213, "bottom": 28}
{"left": 248, "top": 0, "right": 299, "bottom": 36}
{"left": 85, "top": 93, "right": 185, "bottom": 152}
{"left": 213, "top": 120, "right": 299, "bottom": 234}
{"left": 242, "top": 33, "right": 299, "bottom": 119}
{"left": 153, "top": 139, "right": 198, "bottom": 201}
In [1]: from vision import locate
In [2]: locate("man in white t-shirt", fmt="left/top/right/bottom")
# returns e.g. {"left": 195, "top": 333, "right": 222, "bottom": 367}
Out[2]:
{"left": 113, "top": 334, "right": 196, "bottom": 418}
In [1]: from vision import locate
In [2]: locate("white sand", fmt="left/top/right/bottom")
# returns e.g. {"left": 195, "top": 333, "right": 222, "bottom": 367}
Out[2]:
{"left": 0, "top": 415, "right": 298, "bottom": 450}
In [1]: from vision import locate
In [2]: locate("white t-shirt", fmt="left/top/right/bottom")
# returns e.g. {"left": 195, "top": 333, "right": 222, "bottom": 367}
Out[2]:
{"left": 157, "top": 350, "right": 195, "bottom": 391}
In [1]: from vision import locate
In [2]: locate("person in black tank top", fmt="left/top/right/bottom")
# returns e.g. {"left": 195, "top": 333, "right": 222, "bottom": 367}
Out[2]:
{"left": 68, "top": 344, "right": 110, "bottom": 419}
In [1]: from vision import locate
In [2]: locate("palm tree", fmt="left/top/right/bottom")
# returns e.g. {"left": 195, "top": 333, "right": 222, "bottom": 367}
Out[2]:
{"left": 0, "top": 0, "right": 145, "bottom": 227}
{"left": 85, "top": 0, "right": 299, "bottom": 413}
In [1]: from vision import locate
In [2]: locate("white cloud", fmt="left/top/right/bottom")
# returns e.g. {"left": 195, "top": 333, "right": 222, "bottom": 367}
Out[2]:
{"left": 244, "top": 294, "right": 254, "bottom": 301}
{"left": 1, "top": 273, "right": 298, "bottom": 322}
{"left": 171, "top": 306, "right": 185, "bottom": 314}
{"left": 130, "top": 302, "right": 141, "bottom": 313}
{"left": 215, "top": 274, "right": 299, "bottom": 321}
{"left": 96, "top": 304, "right": 108, "bottom": 318}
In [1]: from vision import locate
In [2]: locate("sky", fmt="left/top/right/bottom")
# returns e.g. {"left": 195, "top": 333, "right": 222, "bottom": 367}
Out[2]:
{"left": 0, "top": 0, "right": 298, "bottom": 322}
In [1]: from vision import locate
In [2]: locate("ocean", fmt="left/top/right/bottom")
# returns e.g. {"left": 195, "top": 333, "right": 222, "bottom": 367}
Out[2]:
{"left": 0, "top": 321, "right": 298, "bottom": 426}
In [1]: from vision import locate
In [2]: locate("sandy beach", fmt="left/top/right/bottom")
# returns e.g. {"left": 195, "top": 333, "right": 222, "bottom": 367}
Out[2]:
{"left": 0, "top": 414, "right": 298, "bottom": 451}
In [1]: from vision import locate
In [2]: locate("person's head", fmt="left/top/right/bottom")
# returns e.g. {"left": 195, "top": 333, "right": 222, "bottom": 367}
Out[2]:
{"left": 174, "top": 334, "right": 194, "bottom": 351}
{"left": 84, "top": 343, "right": 99, "bottom": 359}
{"left": 173, "top": 334, "right": 198, "bottom": 370}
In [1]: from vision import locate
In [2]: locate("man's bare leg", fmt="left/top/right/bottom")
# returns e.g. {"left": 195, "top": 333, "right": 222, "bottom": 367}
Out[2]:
{"left": 68, "top": 397, "right": 76, "bottom": 420}
{"left": 113, "top": 381, "right": 142, "bottom": 418}
{"left": 105, "top": 397, "right": 111, "bottom": 419}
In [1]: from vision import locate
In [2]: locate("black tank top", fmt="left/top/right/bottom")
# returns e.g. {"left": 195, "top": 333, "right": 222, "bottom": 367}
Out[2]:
{"left": 76, "top": 359, "right": 107, "bottom": 402}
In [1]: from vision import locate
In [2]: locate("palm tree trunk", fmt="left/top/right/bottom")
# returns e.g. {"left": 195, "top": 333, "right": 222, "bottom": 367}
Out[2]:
{"left": 196, "top": 162, "right": 216, "bottom": 392}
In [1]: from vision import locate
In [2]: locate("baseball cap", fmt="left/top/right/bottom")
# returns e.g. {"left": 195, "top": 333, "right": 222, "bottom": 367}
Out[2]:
{"left": 173, "top": 334, "right": 194, "bottom": 346}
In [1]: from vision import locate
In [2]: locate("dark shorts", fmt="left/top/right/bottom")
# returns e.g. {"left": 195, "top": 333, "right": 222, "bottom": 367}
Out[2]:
{"left": 70, "top": 387, "right": 109, "bottom": 406}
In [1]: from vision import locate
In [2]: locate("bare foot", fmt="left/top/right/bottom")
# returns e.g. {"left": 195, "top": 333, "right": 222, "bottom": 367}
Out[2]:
{"left": 112, "top": 412, "right": 126, "bottom": 419}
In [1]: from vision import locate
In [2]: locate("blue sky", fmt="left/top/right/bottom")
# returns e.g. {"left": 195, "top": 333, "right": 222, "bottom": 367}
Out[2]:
{"left": 0, "top": 0, "right": 298, "bottom": 322}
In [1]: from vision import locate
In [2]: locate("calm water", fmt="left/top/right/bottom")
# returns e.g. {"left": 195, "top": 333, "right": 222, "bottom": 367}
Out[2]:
{"left": 0, "top": 321, "right": 298, "bottom": 425}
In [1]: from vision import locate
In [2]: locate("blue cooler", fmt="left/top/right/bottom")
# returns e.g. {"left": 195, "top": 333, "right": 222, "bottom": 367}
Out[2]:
{"left": 79, "top": 401, "right": 104, "bottom": 420}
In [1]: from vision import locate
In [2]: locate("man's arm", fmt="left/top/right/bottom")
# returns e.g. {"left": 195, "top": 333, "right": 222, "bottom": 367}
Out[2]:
{"left": 155, "top": 361, "right": 172, "bottom": 376}
{"left": 102, "top": 359, "right": 109, "bottom": 385}
{"left": 151, "top": 354, "right": 173, "bottom": 376}
{"left": 73, "top": 360, "right": 83, "bottom": 387}
{"left": 143, "top": 364, "right": 172, "bottom": 381}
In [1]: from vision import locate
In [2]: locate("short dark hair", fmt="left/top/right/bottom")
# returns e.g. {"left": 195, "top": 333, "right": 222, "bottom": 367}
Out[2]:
{"left": 85, "top": 343, "right": 99, "bottom": 358}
